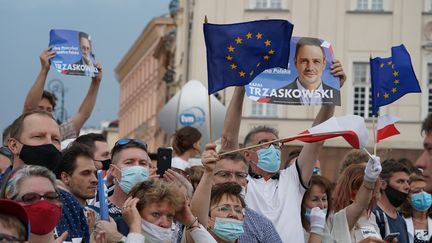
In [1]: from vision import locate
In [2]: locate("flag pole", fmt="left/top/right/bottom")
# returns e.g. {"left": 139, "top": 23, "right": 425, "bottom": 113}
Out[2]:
{"left": 205, "top": 15, "right": 214, "bottom": 143}
{"left": 373, "top": 115, "right": 377, "bottom": 155}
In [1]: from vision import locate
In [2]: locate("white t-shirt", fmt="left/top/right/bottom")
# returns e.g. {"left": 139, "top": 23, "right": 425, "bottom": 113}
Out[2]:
{"left": 245, "top": 162, "right": 307, "bottom": 243}
{"left": 331, "top": 208, "right": 381, "bottom": 243}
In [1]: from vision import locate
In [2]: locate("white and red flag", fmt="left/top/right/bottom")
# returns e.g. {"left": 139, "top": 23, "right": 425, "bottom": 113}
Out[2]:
{"left": 376, "top": 115, "right": 400, "bottom": 143}
{"left": 280, "top": 115, "right": 369, "bottom": 149}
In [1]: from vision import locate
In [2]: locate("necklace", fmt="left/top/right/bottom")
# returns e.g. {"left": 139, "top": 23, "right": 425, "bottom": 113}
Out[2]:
{"left": 413, "top": 218, "right": 427, "bottom": 225}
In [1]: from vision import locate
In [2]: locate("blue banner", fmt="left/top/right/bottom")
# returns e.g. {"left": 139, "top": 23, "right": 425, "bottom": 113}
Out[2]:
{"left": 245, "top": 36, "right": 340, "bottom": 106}
{"left": 49, "top": 29, "right": 98, "bottom": 77}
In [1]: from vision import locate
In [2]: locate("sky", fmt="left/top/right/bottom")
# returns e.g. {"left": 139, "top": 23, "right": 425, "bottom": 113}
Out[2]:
{"left": 0, "top": 0, "right": 170, "bottom": 132}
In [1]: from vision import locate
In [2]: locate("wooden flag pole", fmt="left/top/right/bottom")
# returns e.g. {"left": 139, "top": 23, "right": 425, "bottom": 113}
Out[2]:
{"left": 204, "top": 16, "right": 214, "bottom": 143}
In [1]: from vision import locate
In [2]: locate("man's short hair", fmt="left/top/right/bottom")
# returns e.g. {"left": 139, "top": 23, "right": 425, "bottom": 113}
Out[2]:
{"left": 111, "top": 139, "right": 148, "bottom": 164}
{"left": 294, "top": 37, "right": 325, "bottom": 60}
{"left": 243, "top": 126, "right": 279, "bottom": 146}
{"left": 380, "top": 159, "right": 410, "bottom": 183}
{"left": 56, "top": 143, "right": 93, "bottom": 179}
{"left": 79, "top": 31, "right": 89, "bottom": 40}
{"left": 74, "top": 133, "right": 107, "bottom": 154}
{"left": 42, "top": 90, "right": 57, "bottom": 109}
{"left": 421, "top": 113, "right": 432, "bottom": 135}
{"left": 218, "top": 152, "right": 247, "bottom": 168}
{"left": 9, "top": 110, "right": 56, "bottom": 140}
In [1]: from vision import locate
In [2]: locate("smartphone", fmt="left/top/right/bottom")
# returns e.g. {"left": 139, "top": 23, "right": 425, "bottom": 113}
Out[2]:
{"left": 383, "top": 232, "right": 400, "bottom": 242}
{"left": 157, "top": 148, "right": 172, "bottom": 177}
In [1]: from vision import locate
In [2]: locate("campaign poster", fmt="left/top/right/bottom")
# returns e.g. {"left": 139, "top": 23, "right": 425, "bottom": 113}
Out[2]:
{"left": 245, "top": 36, "right": 340, "bottom": 106}
{"left": 49, "top": 29, "right": 98, "bottom": 77}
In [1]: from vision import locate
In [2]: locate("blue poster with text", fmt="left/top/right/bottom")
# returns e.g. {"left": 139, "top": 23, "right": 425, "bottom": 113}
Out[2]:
{"left": 49, "top": 29, "right": 98, "bottom": 77}
{"left": 245, "top": 36, "right": 340, "bottom": 106}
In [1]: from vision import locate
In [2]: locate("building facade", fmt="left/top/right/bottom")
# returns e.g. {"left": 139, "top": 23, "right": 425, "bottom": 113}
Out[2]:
{"left": 172, "top": 0, "right": 431, "bottom": 180}
{"left": 116, "top": 16, "right": 175, "bottom": 152}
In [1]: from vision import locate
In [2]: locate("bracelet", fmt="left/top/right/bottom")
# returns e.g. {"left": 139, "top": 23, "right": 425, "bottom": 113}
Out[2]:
{"left": 186, "top": 217, "right": 199, "bottom": 230}
{"left": 362, "top": 182, "right": 375, "bottom": 190}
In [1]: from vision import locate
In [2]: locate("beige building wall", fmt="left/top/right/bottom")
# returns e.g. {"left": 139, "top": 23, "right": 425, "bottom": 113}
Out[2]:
{"left": 116, "top": 16, "right": 175, "bottom": 152}
{"left": 173, "top": 0, "right": 431, "bottom": 180}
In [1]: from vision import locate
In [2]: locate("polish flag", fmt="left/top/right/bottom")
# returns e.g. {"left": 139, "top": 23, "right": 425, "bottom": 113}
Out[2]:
{"left": 376, "top": 115, "right": 400, "bottom": 143}
{"left": 280, "top": 115, "right": 369, "bottom": 149}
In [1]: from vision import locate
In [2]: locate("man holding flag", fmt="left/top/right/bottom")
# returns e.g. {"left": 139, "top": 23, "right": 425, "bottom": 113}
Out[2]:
{"left": 219, "top": 65, "right": 346, "bottom": 243}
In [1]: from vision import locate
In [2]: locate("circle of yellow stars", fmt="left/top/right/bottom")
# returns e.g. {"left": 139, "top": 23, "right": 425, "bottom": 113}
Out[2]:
{"left": 225, "top": 32, "right": 275, "bottom": 78}
{"left": 377, "top": 60, "right": 400, "bottom": 99}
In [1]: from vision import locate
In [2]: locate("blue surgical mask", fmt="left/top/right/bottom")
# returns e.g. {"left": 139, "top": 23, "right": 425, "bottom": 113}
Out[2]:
{"left": 304, "top": 207, "right": 327, "bottom": 222}
{"left": 116, "top": 166, "right": 149, "bottom": 194}
{"left": 256, "top": 145, "right": 281, "bottom": 173}
{"left": 211, "top": 217, "right": 244, "bottom": 242}
{"left": 411, "top": 191, "right": 432, "bottom": 212}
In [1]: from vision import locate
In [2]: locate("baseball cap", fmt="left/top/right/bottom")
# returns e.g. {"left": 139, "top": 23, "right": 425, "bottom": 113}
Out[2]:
{"left": 0, "top": 199, "right": 30, "bottom": 241}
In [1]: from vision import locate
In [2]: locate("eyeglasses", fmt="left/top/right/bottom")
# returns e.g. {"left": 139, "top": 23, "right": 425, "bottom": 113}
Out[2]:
{"left": 211, "top": 204, "right": 244, "bottom": 216}
{"left": 16, "top": 191, "right": 60, "bottom": 204}
{"left": 115, "top": 139, "right": 148, "bottom": 150}
{"left": 254, "top": 140, "right": 281, "bottom": 150}
{"left": 0, "top": 233, "right": 24, "bottom": 243}
{"left": 214, "top": 170, "right": 248, "bottom": 180}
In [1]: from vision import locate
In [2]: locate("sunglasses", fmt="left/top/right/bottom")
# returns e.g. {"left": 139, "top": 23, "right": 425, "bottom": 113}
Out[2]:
{"left": 113, "top": 138, "right": 148, "bottom": 151}
{"left": 16, "top": 191, "right": 60, "bottom": 204}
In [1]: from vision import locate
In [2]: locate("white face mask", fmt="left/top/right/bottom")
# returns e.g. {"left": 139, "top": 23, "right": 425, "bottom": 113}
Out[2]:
{"left": 141, "top": 219, "right": 174, "bottom": 242}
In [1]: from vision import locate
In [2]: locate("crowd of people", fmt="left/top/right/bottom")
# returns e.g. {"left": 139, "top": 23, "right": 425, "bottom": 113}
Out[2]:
{"left": 1, "top": 47, "right": 432, "bottom": 243}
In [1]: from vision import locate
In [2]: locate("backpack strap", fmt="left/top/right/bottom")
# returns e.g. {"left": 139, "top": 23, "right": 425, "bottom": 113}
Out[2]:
{"left": 373, "top": 208, "right": 386, "bottom": 239}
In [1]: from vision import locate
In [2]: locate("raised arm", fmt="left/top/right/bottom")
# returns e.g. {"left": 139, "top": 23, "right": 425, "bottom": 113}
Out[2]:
{"left": 190, "top": 144, "right": 218, "bottom": 227}
{"left": 221, "top": 86, "right": 245, "bottom": 150}
{"left": 69, "top": 64, "right": 103, "bottom": 133}
{"left": 297, "top": 59, "right": 346, "bottom": 184}
{"left": 345, "top": 156, "right": 381, "bottom": 230}
{"left": 23, "top": 47, "right": 55, "bottom": 112}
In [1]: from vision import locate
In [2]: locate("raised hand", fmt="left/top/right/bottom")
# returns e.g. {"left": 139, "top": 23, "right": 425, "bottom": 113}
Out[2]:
{"left": 331, "top": 59, "right": 346, "bottom": 88}
{"left": 364, "top": 155, "right": 382, "bottom": 183}
{"left": 201, "top": 143, "right": 219, "bottom": 174}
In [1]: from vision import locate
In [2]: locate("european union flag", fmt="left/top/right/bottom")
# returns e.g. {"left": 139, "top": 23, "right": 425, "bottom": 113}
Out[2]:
{"left": 370, "top": 44, "right": 421, "bottom": 116}
{"left": 204, "top": 19, "right": 293, "bottom": 94}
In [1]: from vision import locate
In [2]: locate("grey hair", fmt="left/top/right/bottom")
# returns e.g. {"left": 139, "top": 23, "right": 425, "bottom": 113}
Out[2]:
{"left": 243, "top": 126, "right": 279, "bottom": 146}
{"left": 5, "top": 165, "right": 57, "bottom": 199}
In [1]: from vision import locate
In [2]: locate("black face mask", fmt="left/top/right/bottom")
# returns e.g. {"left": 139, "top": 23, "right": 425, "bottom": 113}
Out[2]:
{"left": 101, "top": 159, "right": 111, "bottom": 171}
{"left": 19, "top": 144, "right": 62, "bottom": 173}
{"left": 384, "top": 184, "right": 408, "bottom": 208}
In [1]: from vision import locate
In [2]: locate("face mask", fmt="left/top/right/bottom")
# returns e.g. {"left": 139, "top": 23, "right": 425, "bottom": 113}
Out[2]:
{"left": 141, "top": 219, "right": 173, "bottom": 242}
{"left": 384, "top": 185, "right": 408, "bottom": 208}
{"left": 304, "top": 207, "right": 328, "bottom": 222}
{"left": 101, "top": 159, "right": 111, "bottom": 171}
{"left": 19, "top": 143, "right": 62, "bottom": 173}
{"left": 411, "top": 191, "right": 432, "bottom": 212}
{"left": 256, "top": 145, "right": 281, "bottom": 173}
{"left": 116, "top": 166, "right": 149, "bottom": 194}
{"left": 22, "top": 200, "right": 61, "bottom": 235}
{"left": 211, "top": 217, "right": 244, "bottom": 242}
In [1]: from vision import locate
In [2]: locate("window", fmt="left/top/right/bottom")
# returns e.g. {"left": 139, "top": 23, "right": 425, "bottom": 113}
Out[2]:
{"left": 251, "top": 102, "right": 278, "bottom": 117}
{"left": 255, "top": 0, "right": 282, "bottom": 9}
{"left": 428, "top": 63, "right": 432, "bottom": 113}
{"left": 425, "top": 0, "right": 432, "bottom": 12}
{"left": 356, "top": 0, "right": 383, "bottom": 11}
{"left": 353, "top": 62, "right": 374, "bottom": 118}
